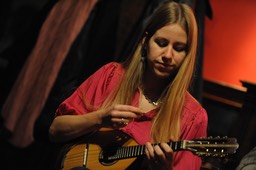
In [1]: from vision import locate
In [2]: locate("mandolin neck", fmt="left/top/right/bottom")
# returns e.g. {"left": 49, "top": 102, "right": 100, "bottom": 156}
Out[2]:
{"left": 99, "top": 141, "right": 184, "bottom": 161}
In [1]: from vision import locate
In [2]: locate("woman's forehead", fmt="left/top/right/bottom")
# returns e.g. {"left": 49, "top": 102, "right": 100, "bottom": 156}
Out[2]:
{"left": 153, "top": 24, "right": 187, "bottom": 43}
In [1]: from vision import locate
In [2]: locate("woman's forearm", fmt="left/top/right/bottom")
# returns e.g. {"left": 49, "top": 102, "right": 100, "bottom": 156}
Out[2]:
{"left": 49, "top": 110, "right": 104, "bottom": 143}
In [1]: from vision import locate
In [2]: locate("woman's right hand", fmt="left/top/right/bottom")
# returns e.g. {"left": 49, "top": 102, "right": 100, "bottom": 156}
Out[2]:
{"left": 100, "top": 104, "right": 145, "bottom": 128}
{"left": 49, "top": 104, "right": 144, "bottom": 143}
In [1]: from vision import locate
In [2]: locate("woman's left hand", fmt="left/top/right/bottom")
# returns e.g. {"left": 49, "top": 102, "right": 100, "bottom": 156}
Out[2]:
{"left": 145, "top": 142, "right": 174, "bottom": 170}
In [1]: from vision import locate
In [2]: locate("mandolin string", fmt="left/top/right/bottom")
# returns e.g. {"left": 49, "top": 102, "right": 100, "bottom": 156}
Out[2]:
{"left": 102, "top": 145, "right": 146, "bottom": 159}
{"left": 65, "top": 141, "right": 176, "bottom": 161}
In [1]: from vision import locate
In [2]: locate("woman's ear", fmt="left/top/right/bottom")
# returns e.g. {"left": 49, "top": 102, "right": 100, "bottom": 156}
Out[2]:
{"left": 142, "top": 36, "right": 146, "bottom": 45}
{"left": 141, "top": 31, "right": 148, "bottom": 45}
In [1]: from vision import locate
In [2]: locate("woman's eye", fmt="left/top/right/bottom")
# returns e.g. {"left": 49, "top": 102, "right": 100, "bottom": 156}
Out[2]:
{"left": 174, "top": 44, "right": 187, "bottom": 52}
{"left": 174, "top": 46, "right": 186, "bottom": 52}
{"left": 155, "top": 39, "right": 168, "bottom": 47}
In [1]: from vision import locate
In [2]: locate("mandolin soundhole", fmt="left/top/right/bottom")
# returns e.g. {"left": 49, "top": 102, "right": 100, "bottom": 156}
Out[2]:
{"left": 99, "top": 148, "right": 118, "bottom": 166}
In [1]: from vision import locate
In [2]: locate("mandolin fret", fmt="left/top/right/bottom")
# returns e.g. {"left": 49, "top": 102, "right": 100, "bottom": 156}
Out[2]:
{"left": 111, "top": 141, "right": 186, "bottom": 161}
{"left": 107, "top": 145, "right": 146, "bottom": 161}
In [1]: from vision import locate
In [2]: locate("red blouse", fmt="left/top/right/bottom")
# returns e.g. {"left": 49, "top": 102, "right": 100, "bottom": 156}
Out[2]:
{"left": 56, "top": 62, "right": 208, "bottom": 170}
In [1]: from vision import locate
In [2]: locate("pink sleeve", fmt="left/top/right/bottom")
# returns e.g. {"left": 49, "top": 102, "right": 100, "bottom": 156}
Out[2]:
{"left": 55, "top": 62, "right": 124, "bottom": 116}
{"left": 174, "top": 101, "right": 208, "bottom": 170}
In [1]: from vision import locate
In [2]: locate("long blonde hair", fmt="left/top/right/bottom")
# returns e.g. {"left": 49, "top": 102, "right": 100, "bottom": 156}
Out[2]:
{"left": 101, "top": 1, "right": 198, "bottom": 143}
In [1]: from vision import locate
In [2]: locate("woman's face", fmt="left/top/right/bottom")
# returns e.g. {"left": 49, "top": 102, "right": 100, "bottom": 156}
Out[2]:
{"left": 145, "top": 24, "right": 187, "bottom": 79}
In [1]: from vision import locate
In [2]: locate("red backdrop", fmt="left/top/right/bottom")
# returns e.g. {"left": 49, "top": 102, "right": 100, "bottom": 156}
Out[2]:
{"left": 203, "top": 0, "right": 256, "bottom": 87}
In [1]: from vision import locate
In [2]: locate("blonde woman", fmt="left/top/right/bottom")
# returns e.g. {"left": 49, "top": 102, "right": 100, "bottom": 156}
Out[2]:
{"left": 49, "top": 1, "right": 208, "bottom": 170}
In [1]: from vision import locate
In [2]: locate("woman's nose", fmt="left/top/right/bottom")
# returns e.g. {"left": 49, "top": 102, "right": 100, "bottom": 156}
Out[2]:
{"left": 163, "top": 46, "right": 173, "bottom": 59}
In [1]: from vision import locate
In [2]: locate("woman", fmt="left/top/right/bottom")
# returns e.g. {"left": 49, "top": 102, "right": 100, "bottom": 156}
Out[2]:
{"left": 49, "top": 1, "right": 208, "bottom": 170}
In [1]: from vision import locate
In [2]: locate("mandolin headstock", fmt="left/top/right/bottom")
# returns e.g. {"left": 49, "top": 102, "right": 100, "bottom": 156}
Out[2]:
{"left": 183, "top": 136, "right": 239, "bottom": 158}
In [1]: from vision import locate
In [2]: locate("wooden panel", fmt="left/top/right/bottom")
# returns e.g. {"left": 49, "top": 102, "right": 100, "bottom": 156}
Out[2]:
{"left": 203, "top": 79, "right": 246, "bottom": 108}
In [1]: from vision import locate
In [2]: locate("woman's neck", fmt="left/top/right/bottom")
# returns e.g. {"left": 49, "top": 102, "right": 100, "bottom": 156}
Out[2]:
{"left": 141, "top": 72, "right": 170, "bottom": 105}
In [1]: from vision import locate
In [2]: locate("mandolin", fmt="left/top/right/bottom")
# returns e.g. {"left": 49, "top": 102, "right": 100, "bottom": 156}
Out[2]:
{"left": 55, "top": 128, "right": 239, "bottom": 170}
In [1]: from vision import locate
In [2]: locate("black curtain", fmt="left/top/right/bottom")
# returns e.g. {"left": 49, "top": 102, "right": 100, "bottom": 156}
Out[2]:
{"left": 191, "top": 0, "right": 212, "bottom": 103}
